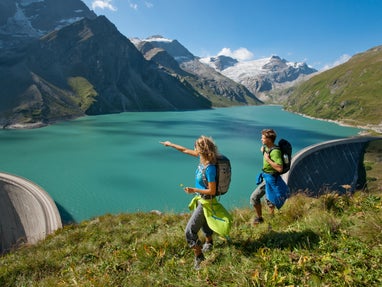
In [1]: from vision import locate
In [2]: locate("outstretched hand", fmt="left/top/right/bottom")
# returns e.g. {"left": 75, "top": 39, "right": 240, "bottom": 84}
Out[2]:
{"left": 184, "top": 187, "right": 195, "bottom": 194}
{"left": 160, "top": 141, "right": 171, "bottom": 147}
{"left": 160, "top": 140, "right": 196, "bottom": 157}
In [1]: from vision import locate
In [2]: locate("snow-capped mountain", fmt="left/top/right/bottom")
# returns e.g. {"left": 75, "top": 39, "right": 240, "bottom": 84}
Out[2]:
{"left": 132, "top": 36, "right": 262, "bottom": 106}
{"left": 131, "top": 35, "right": 195, "bottom": 63}
{"left": 131, "top": 36, "right": 317, "bottom": 103}
{"left": 201, "top": 55, "right": 317, "bottom": 102}
{"left": 0, "top": 0, "right": 96, "bottom": 49}
{"left": 0, "top": 1, "right": 316, "bottom": 127}
{"left": 201, "top": 55, "right": 238, "bottom": 71}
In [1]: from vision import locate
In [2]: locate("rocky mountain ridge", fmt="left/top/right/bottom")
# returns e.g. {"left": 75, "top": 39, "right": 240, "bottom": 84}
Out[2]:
{"left": 0, "top": 1, "right": 216, "bottom": 128}
{"left": 0, "top": 0, "right": 96, "bottom": 50}
{"left": 132, "top": 35, "right": 317, "bottom": 104}
{"left": 201, "top": 54, "right": 317, "bottom": 102}
{"left": 1, "top": 0, "right": 267, "bottom": 128}
{"left": 0, "top": 0, "right": 331, "bottom": 129}
{"left": 131, "top": 36, "right": 262, "bottom": 106}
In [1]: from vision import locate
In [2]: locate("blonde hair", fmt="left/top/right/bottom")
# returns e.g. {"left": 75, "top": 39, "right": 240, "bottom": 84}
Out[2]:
{"left": 195, "top": 135, "right": 218, "bottom": 164}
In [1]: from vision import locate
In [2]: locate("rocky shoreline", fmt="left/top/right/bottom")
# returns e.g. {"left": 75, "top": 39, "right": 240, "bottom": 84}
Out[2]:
{"left": 3, "top": 122, "right": 47, "bottom": 130}
{"left": 2, "top": 110, "right": 382, "bottom": 135}
{"left": 294, "top": 112, "right": 382, "bottom": 135}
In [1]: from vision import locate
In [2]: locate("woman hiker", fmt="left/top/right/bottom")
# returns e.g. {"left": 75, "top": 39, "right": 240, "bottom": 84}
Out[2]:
{"left": 160, "top": 135, "right": 231, "bottom": 269}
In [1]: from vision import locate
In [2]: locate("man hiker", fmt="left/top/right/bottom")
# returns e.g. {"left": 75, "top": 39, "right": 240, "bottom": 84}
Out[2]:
{"left": 250, "top": 129, "right": 290, "bottom": 225}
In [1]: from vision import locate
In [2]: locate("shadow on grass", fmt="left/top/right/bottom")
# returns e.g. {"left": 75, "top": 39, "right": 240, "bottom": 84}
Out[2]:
{"left": 232, "top": 229, "right": 320, "bottom": 255}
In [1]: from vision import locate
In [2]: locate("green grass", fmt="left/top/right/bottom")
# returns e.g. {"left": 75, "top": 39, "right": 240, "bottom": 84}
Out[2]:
{"left": 1, "top": 143, "right": 382, "bottom": 287}
{"left": 1, "top": 193, "right": 381, "bottom": 287}
{"left": 68, "top": 77, "right": 98, "bottom": 112}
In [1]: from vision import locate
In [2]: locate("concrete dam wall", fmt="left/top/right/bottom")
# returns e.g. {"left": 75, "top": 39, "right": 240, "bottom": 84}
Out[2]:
{"left": 285, "top": 136, "right": 382, "bottom": 196}
{"left": 0, "top": 172, "right": 62, "bottom": 254}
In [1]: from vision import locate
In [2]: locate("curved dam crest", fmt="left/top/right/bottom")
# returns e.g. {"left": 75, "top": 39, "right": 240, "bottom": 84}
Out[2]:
{"left": 0, "top": 172, "right": 62, "bottom": 254}
{"left": 284, "top": 136, "right": 382, "bottom": 195}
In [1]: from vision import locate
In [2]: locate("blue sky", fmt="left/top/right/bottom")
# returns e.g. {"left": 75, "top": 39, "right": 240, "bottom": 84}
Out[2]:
{"left": 82, "top": 0, "right": 382, "bottom": 71}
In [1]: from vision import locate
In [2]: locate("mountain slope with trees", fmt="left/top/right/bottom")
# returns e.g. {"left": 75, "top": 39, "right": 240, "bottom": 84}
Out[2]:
{"left": 285, "top": 45, "right": 382, "bottom": 132}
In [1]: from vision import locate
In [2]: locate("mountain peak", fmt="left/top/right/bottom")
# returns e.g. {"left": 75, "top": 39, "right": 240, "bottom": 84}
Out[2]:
{"left": 146, "top": 35, "right": 172, "bottom": 42}
{"left": 269, "top": 55, "right": 282, "bottom": 61}
{"left": 134, "top": 36, "right": 195, "bottom": 63}
{"left": 0, "top": 0, "right": 96, "bottom": 49}
{"left": 201, "top": 54, "right": 317, "bottom": 101}
{"left": 199, "top": 55, "right": 238, "bottom": 71}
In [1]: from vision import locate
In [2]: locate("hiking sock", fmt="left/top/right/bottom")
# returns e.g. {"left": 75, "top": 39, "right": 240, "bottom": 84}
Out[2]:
{"left": 202, "top": 241, "right": 213, "bottom": 252}
{"left": 194, "top": 253, "right": 205, "bottom": 269}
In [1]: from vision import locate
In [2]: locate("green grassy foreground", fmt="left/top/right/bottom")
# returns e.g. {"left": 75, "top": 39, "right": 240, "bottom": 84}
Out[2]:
{"left": 1, "top": 191, "right": 381, "bottom": 287}
{"left": 1, "top": 141, "right": 381, "bottom": 287}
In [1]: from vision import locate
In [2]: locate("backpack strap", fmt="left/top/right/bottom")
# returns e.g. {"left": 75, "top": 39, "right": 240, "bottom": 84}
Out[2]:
{"left": 265, "top": 146, "right": 280, "bottom": 160}
{"left": 263, "top": 146, "right": 281, "bottom": 175}
{"left": 201, "top": 164, "right": 218, "bottom": 199}
{"left": 201, "top": 163, "right": 213, "bottom": 188}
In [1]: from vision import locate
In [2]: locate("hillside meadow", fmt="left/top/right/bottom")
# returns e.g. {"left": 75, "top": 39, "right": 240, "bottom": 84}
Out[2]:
{"left": 0, "top": 140, "right": 381, "bottom": 287}
{"left": 285, "top": 45, "right": 382, "bottom": 132}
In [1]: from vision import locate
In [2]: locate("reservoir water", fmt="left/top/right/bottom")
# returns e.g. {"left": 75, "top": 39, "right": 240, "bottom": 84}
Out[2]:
{"left": 0, "top": 106, "right": 362, "bottom": 223}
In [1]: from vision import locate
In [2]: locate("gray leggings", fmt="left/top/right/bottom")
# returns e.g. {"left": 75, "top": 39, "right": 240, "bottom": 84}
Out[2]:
{"left": 249, "top": 182, "right": 274, "bottom": 208}
{"left": 185, "top": 202, "right": 213, "bottom": 248}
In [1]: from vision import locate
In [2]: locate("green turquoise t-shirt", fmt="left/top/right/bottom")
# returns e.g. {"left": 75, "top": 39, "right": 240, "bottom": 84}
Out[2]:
{"left": 262, "top": 147, "right": 283, "bottom": 173}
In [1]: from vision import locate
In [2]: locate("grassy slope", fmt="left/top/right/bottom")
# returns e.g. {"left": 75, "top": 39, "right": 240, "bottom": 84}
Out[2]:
{"left": 285, "top": 45, "right": 382, "bottom": 127}
{"left": 0, "top": 141, "right": 381, "bottom": 287}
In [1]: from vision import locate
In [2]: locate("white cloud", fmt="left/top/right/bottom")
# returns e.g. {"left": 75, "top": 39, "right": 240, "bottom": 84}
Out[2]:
{"left": 124, "top": 0, "right": 154, "bottom": 10}
{"left": 127, "top": 0, "right": 153, "bottom": 10}
{"left": 217, "top": 47, "right": 254, "bottom": 61}
{"left": 129, "top": 2, "right": 138, "bottom": 10}
{"left": 92, "top": 0, "right": 117, "bottom": 11}
{"left": 144, "top": 1, "right": 154, "bottom": 8}
{"left": 322, "top": 54, "right": 351, "bottom": 71}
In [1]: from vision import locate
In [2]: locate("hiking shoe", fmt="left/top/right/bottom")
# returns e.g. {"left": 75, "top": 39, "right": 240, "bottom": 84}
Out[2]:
{"left": 194, "top": 253, "right": 205, "bottom": 270}
{"left": 202, "top": 242, "right": 213, "bottom": 253}
{"left": 253, "top": 217, "right": 264, "bottom": 225}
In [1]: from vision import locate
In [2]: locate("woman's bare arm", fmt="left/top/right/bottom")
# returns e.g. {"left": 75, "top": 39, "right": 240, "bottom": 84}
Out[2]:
{"left": 184, "top": 181, "right": 216, "bottom": 196}
{"left": 160, "top": 141, "right": 199, "bottom": 157}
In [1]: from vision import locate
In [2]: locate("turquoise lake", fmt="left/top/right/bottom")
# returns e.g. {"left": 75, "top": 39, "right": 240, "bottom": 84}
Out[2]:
{"left": 0, "top": 106, "right": 363, "bottom": 223}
